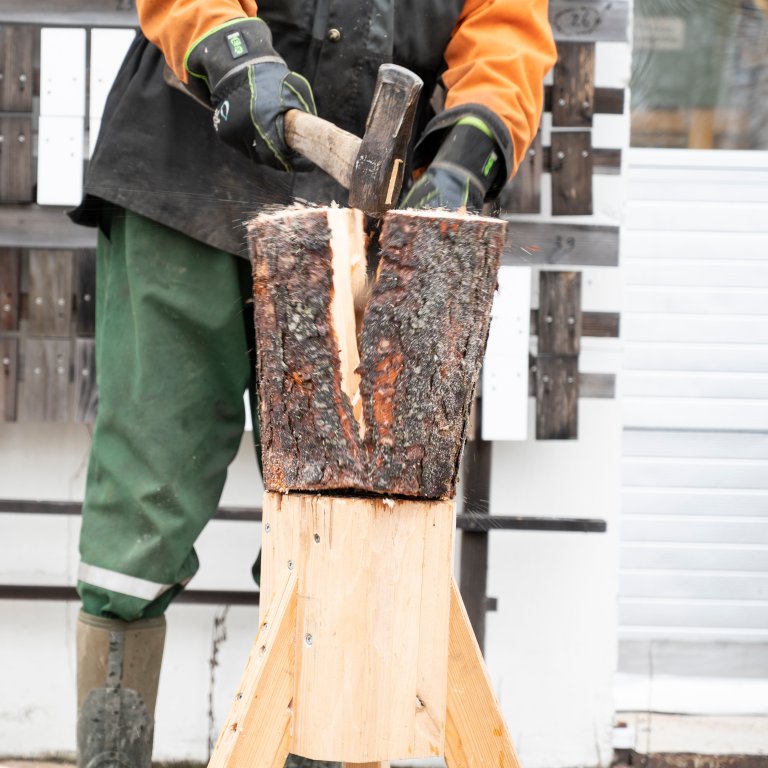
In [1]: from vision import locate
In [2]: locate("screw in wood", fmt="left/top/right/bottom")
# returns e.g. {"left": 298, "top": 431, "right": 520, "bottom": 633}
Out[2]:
{"left": 557, "top": 151, "right": 566, "bottom": 160}
{"left": 567, "top": 316, "right": 576, "bottom": 325}
{"left": 264, "top": 522, "right": 271, "bottom": 533}
{"left": 313, "top": 533, "right": 320, "bottom": 543}
{"left": 545, "top": 314, "right": 553, "bottom": 323}
{"left": 287, "top": 559, "right": 294, "bottom": 570}
{"left": 305, "top": 633, "right": 313, "bottom": 646}
{"left": 558, "top": 97, "right": 566, "bottom": 106}
{"left": 581, "top": 150, "right": 589, "bottom": 158}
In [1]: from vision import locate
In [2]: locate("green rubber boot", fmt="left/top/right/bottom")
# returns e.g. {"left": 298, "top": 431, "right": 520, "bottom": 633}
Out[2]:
{"left": 76, "top": 610, "right": 166, "bottom": 768}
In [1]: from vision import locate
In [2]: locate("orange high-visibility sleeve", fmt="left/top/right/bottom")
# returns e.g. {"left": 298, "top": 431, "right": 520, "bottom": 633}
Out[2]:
{"left": 136, "top": 0, "right": 258, "bottom": 82}
{"left": 443, "top": 0, "right": 557, "bottom": 175}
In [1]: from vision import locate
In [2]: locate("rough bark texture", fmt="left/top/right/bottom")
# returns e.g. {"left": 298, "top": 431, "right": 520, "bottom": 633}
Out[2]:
{"left": 249, "top": 207, "right": 506, "bottom": 499}
{"left": 359, "top": 211, "right": 504, "bottom": 497}
{"left": 250, "top": 207, "right": 366, "bottom": 492}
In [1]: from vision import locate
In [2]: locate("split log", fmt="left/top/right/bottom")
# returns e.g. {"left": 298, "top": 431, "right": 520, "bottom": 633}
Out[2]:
{"left": 249, "top": 207, "right": 506, "bottom": 499}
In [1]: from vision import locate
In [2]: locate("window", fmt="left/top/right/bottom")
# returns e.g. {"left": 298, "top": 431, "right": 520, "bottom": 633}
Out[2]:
{"left": 631, "top": 0, "right": 768, "bottom": 149}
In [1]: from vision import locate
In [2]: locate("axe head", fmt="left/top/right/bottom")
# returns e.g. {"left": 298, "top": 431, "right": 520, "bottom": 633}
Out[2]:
{"left": 348, "top": 64, "right": 423, "bottom": 217}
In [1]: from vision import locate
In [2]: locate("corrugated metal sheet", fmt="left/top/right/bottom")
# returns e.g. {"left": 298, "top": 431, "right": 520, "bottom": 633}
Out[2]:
{"left": 619, "top": 149, "right": 768, "bottom": 662}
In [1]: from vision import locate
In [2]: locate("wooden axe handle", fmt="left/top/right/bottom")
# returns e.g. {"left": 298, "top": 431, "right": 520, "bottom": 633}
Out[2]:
{"left": 283, "top": 109, "right": 361, "bottom": 191}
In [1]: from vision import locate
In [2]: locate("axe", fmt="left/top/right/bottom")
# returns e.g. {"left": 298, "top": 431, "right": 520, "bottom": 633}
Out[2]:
{"left": 164, "top": 63, "right": 423, "bottom": 217}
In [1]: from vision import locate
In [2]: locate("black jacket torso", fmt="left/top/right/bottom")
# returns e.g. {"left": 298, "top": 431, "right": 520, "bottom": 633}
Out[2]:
{"left": 75, "top": 0, "right": 465, "bottom": 256}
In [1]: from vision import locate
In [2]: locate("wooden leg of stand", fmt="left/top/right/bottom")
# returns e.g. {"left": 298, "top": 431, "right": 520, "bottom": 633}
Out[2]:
{"left": 208, "top": 572, "right": 298, "bottom": 768}
{"left": 444, "top": 578, "right": 521, "bottom": 768}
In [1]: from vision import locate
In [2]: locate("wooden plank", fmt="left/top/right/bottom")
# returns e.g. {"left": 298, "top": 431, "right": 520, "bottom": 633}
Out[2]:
{"left": 0, "top": 26, "right": 34, "bottom": 111}
{"left": 535, "top": 356, "right": 579, "bottom": 439}
{"left": 288, "top": 493, "right": 453, "bottom": 762}
{"left": 542, "top": 145, "right": 620, "bottom": 173}
{"left": 208, "top": 572, "right": 296, "bottom": 768}
{"left": 75, "top": 250, "right": 96, "bottom": 336}
{"left": 0, "top": 248, "right": 20, "bottom": 331}
{"left": 0, "top": 116, "right": 33, "bottom": 204}
{"left": 19, "top": 337, "right": 71, "bottom": 421}
{"left": 549, "top": 0, "right": 630, "bottom": 42}
{"left": 550, "top": 131, "right": 593, "bottom": 215}
{"left": 545, "top": 85, "right": 625, "bottom": 115}
{"left": 552, "top": 43, "right": 595, "bottom": 128}
{"left": 531, "top": 309, "right": 618, "bottom": 338}
{"left": 1, "top": 337, "right": 18, "bottom": 422}
{"left": 445, "top": 578, "right": 521, "bottom": 768}
{"left": 28, "top": 250, "right": 73, "bottom": 337}
{"left": 503, "top": 221, "right": 619, "bottom": 267}
{"left": 0, "top": 1, "right": 138, "bottom": 28}
{"left": 37, "top": 115, "right": 85, "bottom": 205}
{"left": 499, "top": 130, "right": 542, "bottom": 214}
{"left": 74, "top": 338, "right": 97, "bottom": 422}
{"left": 0, "top": 206, "right": 97, "bottom": 249}
{"left": 538, "top": 271, "right": 582, "bottom": 355}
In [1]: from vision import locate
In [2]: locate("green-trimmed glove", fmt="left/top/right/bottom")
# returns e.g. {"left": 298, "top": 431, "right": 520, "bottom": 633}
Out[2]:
{"left": 401, "top": 116, "right": 504, "bottom": 212}
{"left": 185, "top": 18, "right": 317, "bottom": 171}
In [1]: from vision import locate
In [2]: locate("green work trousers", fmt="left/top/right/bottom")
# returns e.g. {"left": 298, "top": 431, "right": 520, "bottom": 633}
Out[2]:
{"left": 77, "top": 207, "right": 260, "bottom": 620}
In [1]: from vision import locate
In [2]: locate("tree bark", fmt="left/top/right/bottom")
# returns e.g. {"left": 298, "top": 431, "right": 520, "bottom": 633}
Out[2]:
{"left": 249, "top": 207, "right": 506, "bottom": 499}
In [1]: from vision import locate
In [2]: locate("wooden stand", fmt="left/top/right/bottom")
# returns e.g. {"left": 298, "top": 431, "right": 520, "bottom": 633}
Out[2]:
{"left": 208, "top": 206, "right": 515, "bottom": 767}
{"left": 209, "top": 492, "right": 521, "bottom": 768}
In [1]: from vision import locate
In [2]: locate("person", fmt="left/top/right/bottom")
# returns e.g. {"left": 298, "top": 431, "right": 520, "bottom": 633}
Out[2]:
{"left": 70, "top": 2, "right": 556, "bottom": 766}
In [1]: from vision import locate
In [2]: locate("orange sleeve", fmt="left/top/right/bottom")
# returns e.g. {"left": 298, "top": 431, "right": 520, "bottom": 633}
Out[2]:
{"left": 135, "top": 0, "right": 258, "bottom": 82}
{"left": 443, "top": 0, "right": 557, "bottom": 175}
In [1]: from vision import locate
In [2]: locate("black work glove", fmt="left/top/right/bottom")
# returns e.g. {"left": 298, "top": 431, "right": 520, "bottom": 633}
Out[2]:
{"left": 185, "top": 18, "right": 317, "bottom": 171}
{"left": 401, "top": 116, "right": 504, "bottom": 212}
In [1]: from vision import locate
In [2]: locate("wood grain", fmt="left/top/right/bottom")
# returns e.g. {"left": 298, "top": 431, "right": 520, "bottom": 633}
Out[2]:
{"left": 1, "top": 337, "right": 18, "bottom": 422}
{"left": 208, "top": 571, "right": 297, "bottom": 768}
{"left": 74, "top": 338, "right": 97, "bottom": 423}
{"left": 445, "top": 578, "right": 521, "bottom": 768}
{"left": 0, "top": 116, "right": 33, "bottom": 204}
{"left": 270, "top": 493, "right": 453, "bottom": 763}
{"left": 535, "top": 356, "right": 579, "bottom": 440}
{"left": 499, "top": 129, "right": 542, "bottom": 214}
{"left": 75, "top": 250, "right": 96, "bottom": 336}
{"left": 0, "top": 26, "right": 34, "bottom": 112}
{"left": 28, "top": 250, "right": 73, "bottom": 337}
{"left": 552, "top": 43, "right": 596, "bottom": 128}
{"left": 550, "top": 131, "right": 593, "bottom": 216}
{"left": 537, "top": 271, "right": 582, "bottom": 355}
{"left": 0, "top": 248, "right": 20, "bottom": 332}
{"left": 18, "top": 338, "right": 71, "bottom": 422}
{"left": 549, "top": 0, "right": 630, "bottom": 42}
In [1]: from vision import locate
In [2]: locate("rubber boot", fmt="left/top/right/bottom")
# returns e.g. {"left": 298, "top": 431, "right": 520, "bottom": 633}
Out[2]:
{"left": 77, "top": 610, "right": 166, "bottom": 768}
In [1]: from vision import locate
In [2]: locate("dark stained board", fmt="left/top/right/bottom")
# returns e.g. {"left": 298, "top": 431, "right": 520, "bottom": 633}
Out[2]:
{"left": 550, "top": 130, "right": 594, "bottom": 216}
{"left": 0, "top": 26, "right": 34, "bottom": 112}
{"left": 0, "top": 116, "right": 33, "bottom": 204}
{"left": 545, "top": 85, "right": 625, "bottom": 115}
{"left": 0, "top": 248, "right": 20, "bottom": 332}
{"left": 499, "top": 130, "right": 542, "bottom": 215}
{"left": 74, "top": 337, "right": 97, "bottom": 422}
{"left": 75, "top": 250, "right": 96, "bottom": 336}
{"left": 19, "top": 337, "right": 71, "bottom": 422}
{"left": 27, "top": 250, "right": 73, "bottom": 338}
{"left": 538, "top": 271, "right": 582, "bottom": 356}
{"left": 534, "top": 355, "right": 579, "bottom": 439}
{"left": 552, "top": 43, "right": 596, "bottom": 128}
{"left": 1, "top": 337, "right": 18, "bottom": 421}
{"left": 503, "top": 222, "right": 619, "bottom": 267}
{"left": 0, "top": 207, "right": 97, "bottom": 249}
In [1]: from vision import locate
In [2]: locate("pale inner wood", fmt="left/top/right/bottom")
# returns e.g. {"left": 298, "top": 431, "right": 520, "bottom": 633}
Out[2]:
{"left": 328, "top": 207, "right": 367, "bottom": 435}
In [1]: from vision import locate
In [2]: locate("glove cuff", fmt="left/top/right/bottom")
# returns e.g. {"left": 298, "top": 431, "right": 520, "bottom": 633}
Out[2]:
{"left": 413, "top": 104, "right": 512, "bottom": 201}
{"left": 185, "top": 18, "right": 280, "bottom": 95}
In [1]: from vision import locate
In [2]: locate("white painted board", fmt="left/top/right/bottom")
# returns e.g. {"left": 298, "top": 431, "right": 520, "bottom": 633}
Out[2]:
{"left": 482, "top": 266, "right": 531, "bottom": 441}
{"left": 36, "top": 115, "right": 85, "bottom": 206}
{"left": 89, "top": 28, "right": 135, "bottom": 153}
{"left": 40, "top": 28, "right": 86, "bottom": 117}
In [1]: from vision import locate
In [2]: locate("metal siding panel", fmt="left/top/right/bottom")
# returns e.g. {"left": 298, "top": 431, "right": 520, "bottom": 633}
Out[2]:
{"left": 619, "top": 573, "right": 768, "bottom": 601}
{"left": 623, "top": 458, "right": 768, "bottom": 490}
{"left": 618, "top": 600, "right": 768, "bottom": 631}
{"left": 620, "top": 371, "right": 768, "bottom": 399}
{"left": 623, "top": 489, "right": 768, "bottom": 517}
{"left": 621, "top": 517, "right": 768, "bottom": 545}
{"left": 620, "top": 544, "right": 768, "bottom": 573}
{"left": 623, "top": 430, "right": 768, "bottom": 459}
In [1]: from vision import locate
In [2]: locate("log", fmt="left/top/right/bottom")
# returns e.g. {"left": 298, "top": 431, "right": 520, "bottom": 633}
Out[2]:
{"left": 249, "top": 207, "right": 505, "bottom": 499}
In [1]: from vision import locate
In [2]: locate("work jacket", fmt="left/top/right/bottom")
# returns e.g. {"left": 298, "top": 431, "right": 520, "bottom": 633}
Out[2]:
{"left": 73, "top": 0, "right": 556, "bottom": 257}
